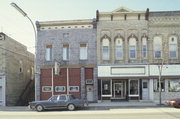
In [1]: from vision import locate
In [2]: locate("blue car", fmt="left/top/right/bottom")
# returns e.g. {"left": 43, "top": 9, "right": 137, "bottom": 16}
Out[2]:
{"left": 29, "top": 94, "right": 88, "bottom": 111}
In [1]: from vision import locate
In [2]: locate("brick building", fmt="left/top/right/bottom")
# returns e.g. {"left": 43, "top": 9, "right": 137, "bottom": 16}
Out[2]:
{"left": 35, "top": 20, "right": 97, "bottom": 102}
{"left": 35, "top": 7, "right": 180, "bottom": 103}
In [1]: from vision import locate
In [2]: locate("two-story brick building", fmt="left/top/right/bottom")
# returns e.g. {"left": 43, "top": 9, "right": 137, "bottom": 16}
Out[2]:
{"left": 35, "top": 7, "right": 180, "bottom": 103}
{"left": 35, "top": 19, "right": 97, "bottom": 102}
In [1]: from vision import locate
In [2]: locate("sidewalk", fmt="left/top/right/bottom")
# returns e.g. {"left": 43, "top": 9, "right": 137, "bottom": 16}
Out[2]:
{"left": 88, "top": 100, "right": 163, "bottom": 108}
{"left": 0, "top": 101, "right": 166, "bottom": 111}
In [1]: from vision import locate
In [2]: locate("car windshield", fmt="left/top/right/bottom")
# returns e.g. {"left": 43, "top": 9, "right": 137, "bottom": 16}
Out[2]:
{"left": 49, "top": 95, "right": 58, "bottom": 101}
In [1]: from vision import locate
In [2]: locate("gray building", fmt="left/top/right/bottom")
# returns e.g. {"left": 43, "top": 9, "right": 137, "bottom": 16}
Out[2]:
{"left": 96, "top": 7, "right": 180, "bottom": 103}
{"left": 0, "top": 32, "right": 34, "bottom": 106}
{"left": 35, "top": 19, "right": 97, "bottom": 102}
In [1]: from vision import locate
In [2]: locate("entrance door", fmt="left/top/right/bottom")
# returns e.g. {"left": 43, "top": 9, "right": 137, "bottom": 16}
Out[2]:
{"left": 142, "top": 80, "right": 149, "bottom": 100}
{"left": 86, "top": 85, "right": 94, "bottom": 101}
{"left": 114, "top": 83, "right": 123, "bottom": 98}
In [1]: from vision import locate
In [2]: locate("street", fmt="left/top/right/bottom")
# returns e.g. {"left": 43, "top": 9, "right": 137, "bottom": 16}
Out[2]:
{"left": 0, "top": 107, "right": 180, "bottom": 119}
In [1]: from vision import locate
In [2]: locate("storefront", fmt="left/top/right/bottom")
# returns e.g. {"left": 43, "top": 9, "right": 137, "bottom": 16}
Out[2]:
{"left": 97, "top": 65, "right": 180, "bottom": 101}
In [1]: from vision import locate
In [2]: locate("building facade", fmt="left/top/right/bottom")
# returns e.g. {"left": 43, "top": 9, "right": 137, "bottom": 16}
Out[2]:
{"left": 0, "top": 32, "right": 34, "bottom": 106}
{"left": 35, "top": 20, "right": 97, "bottom": 102}
{"left": 35, "top": 7, "right": 180, "bottom": 103}
{"left": 97, "top": 7, "right": 180, "bottom": 102}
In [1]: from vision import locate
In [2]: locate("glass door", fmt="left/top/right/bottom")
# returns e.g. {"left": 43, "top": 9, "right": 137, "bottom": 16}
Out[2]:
{"left": 114, "top": 83, "right": 123, "bottom": 98}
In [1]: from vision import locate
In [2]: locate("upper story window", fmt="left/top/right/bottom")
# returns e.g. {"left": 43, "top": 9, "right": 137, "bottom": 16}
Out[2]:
{"left": 169, "top": 36, "right": 178, "bottom": 59}
{"left": 19, "top": 60, "right": 23, "bottom": 73}
{"left": 142, "top": 37, "right": 147, "bottom": 58}
{"left": 45, "top": 45, "right": 52, "bottom": 61}
{"left": 102, "top": 38, "right": 110, "bottom": 60}
{"left": 153, "top": 36, "right": 162, "bottom": 59}
{"left": 63, "top": 44, "right": 69, "bottom": 61}
{"left": 115, "top": 38, "right": 123, "bottom": 60}
{"left": 80, "top": 43, "right": 87, "bottom": 60}
{"left": 129, "top": 37, "right": 137, "bottom": 59}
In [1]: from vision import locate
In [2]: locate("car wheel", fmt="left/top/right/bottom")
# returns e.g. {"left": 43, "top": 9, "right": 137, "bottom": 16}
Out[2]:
{"left": 68, "top": 104, "right": 75, "bottom": 111}
{"left": 36, "top": 105, "right": 44, "bottom": 112}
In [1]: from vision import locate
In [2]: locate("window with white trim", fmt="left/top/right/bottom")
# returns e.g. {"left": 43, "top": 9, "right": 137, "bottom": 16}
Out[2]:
{"left": 169, "top": 36, "right": 178, "bottom": 59}
{"left": 69, "top": 86, "right": 79, "bottom": 92}
{"left": 102, "top": 38, "right": 110, "bottom": 60}
{"left": 153, "top": 36, "right": 162, "bottom": 59}
{"left": 142, "top": 37, "right": 147, "bottom": 58}
{"left": 42, "top": 86, "right": 52, "bottom": 92}
{"left": 115, "top": 38, "right": 123, "bottom": 60}
{"left": 129, "top": 38, "right": 136, "bottom": 59}
{"left": 55, "top": 86, "right": 66, "bottom": 92}
{"left": 63, "top": 44, "right": 69, "bottom": 60}
{"left": 45, "top": 45, "right": 52, "bottom": 61}
{"left": 80, "top": 43, "right": 87, "bottom": 60}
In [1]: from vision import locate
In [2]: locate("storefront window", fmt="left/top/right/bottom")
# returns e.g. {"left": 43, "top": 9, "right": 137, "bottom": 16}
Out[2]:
{"left": 153, "top": 79, "right": 165, "bottom": 92}
{"left": 129, "top": 79, "right": 139, "bottom": 95}
{"left": 102, "top": 80, "right": 111, "bottom": 95}
{"left": 168, "top": 79, "right": 180, "bottom": 92}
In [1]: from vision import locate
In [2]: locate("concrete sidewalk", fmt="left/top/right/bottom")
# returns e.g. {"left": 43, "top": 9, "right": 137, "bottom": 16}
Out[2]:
{"left": 88, "top": 100, "right": 163, "bottom": 108}
{"left": 0, "top": 101, "right": 165, "bottom": 111}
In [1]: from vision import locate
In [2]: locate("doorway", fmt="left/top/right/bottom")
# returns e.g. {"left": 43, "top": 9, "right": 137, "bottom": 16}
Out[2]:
{"left": 114, "top": 83, "right": 123, "bottom": 98}
{"left": 142, "top": 80, "right": 149, "bottom": 100}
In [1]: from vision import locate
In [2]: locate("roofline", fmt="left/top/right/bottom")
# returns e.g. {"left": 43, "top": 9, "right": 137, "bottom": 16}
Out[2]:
{"left": 36, "top": 19, "right": 95, "bottom": 27}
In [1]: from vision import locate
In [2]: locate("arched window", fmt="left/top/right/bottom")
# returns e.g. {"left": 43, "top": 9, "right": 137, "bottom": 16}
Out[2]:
{"left": 142, "top": 37, "right": 147, "bottom": 58}
{"left": 102, "top": 38, "right": 110, "bottom": 60}
{"left": 153, "top": 36, "right": 162, "bottom": 58}
{"left": 129, "top": 38, "right": 137, "bottom": 59}
{"left": 169, "top": 36, "right": 178, "bottom": 59}
{"left": 115, "top": 38, "right": 123, "bottom": 60}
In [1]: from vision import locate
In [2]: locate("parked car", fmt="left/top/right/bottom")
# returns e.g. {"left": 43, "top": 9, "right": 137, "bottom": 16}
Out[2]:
{"left": 166, "top": 98, "right": 180, "bottom": 108}
{"left": 29, "top": 94, "right": 88, "bottom": 111}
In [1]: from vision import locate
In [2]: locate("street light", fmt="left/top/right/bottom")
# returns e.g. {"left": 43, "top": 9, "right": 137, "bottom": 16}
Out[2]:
{"left": 10, "top": 2, "right": 38, "bottom": 100}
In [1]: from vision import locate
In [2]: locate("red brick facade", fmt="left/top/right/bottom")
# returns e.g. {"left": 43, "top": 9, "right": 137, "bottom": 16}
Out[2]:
{"left": 40, "top": 68, "right": 81, "bottom": 100}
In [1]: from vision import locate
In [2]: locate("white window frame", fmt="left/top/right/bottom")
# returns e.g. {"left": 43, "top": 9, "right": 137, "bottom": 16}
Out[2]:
{"left": 63, "top": 45, "right": 69, "bottom": 61}
{"left": 129, "top": 38, "right": 137, "bottom": 59}
{"left": 42, "top": 86, "right": 52, "bottom": 92}
{"left": 102, "top": 39, "right": 110, "bottom": 60}
{"left": 115, "top": 38, "right": 123, "bottom": 60}
{"left": 169, "top": 36, "right": 178, "bottom": 59}
{"left": 142, "top": 37, "right": 147, "bottom": 58}
{"left": 69, "top": 86, "right": 79, "bottom": 92}
{"left": 153, "top": 36, "right": 162, "bottom": 59}
{"left": 55, "top": 86, "right": 66, "bottom": 92}
{"left": 80, "top": 44, "right": 88, "bottom": 60}
{"left": 45, "top": 47, "right": 52, "bottom": 61}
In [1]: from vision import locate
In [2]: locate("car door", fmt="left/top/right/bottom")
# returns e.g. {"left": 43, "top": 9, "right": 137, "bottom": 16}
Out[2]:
{"left": 57, "top": 95, "right": 67, "bottom": 108}
{"left": 45, "top": 95, "right": 59, "bottom": 109}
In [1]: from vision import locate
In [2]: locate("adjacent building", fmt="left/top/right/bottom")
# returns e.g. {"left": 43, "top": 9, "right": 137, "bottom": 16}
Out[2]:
{"left": 35, "top": 7, "right": 180, "bottom": 103}
{"left": 0, "top": 32, "right": 34, "bottom": 106}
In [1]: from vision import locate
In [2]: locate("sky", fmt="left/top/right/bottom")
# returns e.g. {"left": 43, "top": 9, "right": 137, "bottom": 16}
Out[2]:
{"left": 1, "top": 0, "right": 180, "bottom": 54}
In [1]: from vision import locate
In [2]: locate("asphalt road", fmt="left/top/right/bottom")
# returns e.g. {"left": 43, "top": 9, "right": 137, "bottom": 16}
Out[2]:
{"left": 0, "top": 107, "right": 180, "bottom": 119}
